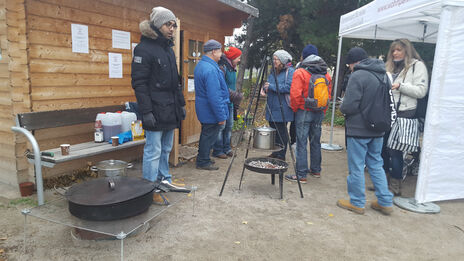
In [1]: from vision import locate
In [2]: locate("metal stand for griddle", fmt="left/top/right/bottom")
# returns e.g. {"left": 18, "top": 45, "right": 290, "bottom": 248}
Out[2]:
{"left": 219, "top": 54, "right": 303, "bottom": 199}
{"left": 21, "top": 189, "right": 195, "bottom": 261}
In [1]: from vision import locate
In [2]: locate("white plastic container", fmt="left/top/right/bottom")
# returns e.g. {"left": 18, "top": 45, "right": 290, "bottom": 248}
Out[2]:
{"left": 121, "top": 111, "right": 137, "bottom": 133}
{"left": 101, "top": 112, "right": 122, "bottom": 141}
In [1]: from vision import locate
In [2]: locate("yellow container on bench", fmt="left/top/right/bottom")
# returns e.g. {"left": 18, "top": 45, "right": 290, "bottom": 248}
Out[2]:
{"left": 131, "top": 120, "right": 144, "bottom": 141}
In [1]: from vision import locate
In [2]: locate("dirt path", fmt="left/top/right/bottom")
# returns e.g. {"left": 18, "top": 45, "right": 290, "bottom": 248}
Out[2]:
{"left": 1, "top": 126, "right": 463, "bottom": 261}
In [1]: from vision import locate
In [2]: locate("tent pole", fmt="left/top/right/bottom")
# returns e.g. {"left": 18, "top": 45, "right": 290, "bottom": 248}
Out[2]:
{"left": 322, "top": 36, "right": 343, "bottom": 151}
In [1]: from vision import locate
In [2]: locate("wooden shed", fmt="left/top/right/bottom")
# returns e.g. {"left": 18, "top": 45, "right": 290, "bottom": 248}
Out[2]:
{"left": 0, "top": 0, "right": 258, "bottom": 193}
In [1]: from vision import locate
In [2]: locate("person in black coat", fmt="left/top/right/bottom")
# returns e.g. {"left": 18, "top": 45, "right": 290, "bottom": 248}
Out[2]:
{"left": 131, "top": 7, "right": 185, "bottom": 187}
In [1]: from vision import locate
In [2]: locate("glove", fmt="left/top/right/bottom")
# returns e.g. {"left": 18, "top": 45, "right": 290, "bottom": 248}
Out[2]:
{"left": 142, "top": 112, "right": 156, "bottom": 129}
{"left": 181, "top": 107, "right": 186, "bottom": 120}
{"left": 229, "top": 90, "right": 244, "bottom": 108}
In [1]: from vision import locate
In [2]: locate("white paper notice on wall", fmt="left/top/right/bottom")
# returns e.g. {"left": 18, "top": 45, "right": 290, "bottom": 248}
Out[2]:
{"left": 188, "top": 78, "right": 195, "bottom": 92}
{"left": 71, "top": 24, "right": 89, "bottom": 53}
{"left": 108, "top": 53, "right": 123, "bottom": 78}
{"left": 112, "top": 30, "right": 131, "bottom": 49}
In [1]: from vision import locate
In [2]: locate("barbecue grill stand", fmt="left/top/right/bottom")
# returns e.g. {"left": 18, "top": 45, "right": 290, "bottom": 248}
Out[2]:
{"left": 219, "top": 53, "right": 303, "bottom": 199}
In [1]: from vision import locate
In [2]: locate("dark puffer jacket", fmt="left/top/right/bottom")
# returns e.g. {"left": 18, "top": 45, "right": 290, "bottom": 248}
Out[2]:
{"left": 131, "top": 20, "right": 185, "bottom": 131}
{"left": 340, "top": 58, "right": 387, "bottom": 138}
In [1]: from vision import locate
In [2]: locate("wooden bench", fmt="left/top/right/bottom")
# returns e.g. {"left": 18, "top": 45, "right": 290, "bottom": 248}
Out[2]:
{"left": 12, "top": 105, "right": 145, "bottom": 205}
{"left": 15, "top": 105, "right": 145, "bottom": 168}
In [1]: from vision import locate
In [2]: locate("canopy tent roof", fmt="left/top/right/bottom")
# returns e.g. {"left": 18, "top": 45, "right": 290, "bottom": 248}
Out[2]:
{"left": 339, "top": 0, "right": 446, "bottom": 43}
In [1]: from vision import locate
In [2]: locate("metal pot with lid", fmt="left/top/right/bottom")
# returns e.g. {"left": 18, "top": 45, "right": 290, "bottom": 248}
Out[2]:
{"left": 253, "top": 126, "right": 276, "bottom": 150}
{"left": 65, "top": 176, "right": 155, "bottom": 221}
{"left": 91, "top": 159, "right": 133, "bottom": 177}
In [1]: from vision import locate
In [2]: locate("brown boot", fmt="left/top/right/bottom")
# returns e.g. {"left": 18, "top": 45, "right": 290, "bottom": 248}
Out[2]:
{"left": 153, "top": 192, "right": 169, "bottom": 205}
{"left": 337, "top": 199, "right": 365, "bottom": 214}
{"left": 371, "top": 200, "right": 393, "bottom": 215}
{"left": 389, "top": 178, "right": 402, "bottom": 196}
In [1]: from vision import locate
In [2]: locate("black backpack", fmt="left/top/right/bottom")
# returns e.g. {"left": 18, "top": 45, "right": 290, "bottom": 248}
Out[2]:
{"left": 361, "top": 72, "right": 397, "bottom": 132}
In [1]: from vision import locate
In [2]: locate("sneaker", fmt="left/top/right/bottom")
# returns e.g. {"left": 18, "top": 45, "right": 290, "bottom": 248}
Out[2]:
{"left": 370, "top": 200, "right": 393, "bottom": 215}
{"left": 309, "top": 172, "right": 321, "bottom": 178}
{"left": 213, "top": 154, "right": 228, "bottom": 159}
{"left": 226, "top": 151, "right": 234, "bottom": 157}
{"left": 153, "top": 192, "right": 169, "bottom": 205}
{"left": 336, "top": 199, "right": 365, "bottom": 214}
{"left": 196, "top": 164, "right": 219, "bottom": 171}
{"left": 284, "top": 175, "right": 307, "bottom": 184}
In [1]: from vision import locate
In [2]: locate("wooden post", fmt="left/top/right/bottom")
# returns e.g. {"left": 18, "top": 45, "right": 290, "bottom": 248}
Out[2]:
{"left": 169, "top": 18, "right": 181, "bottom": 167}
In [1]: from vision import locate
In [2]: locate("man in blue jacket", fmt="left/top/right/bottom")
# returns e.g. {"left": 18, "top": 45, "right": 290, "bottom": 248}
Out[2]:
{"left": 194, "top": 40, "right": 230, "bottom": 170}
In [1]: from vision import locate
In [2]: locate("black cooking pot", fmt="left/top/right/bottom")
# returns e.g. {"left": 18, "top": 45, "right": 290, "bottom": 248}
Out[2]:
{"left": 65, "top": 176, "right": 155, "bottom": 221}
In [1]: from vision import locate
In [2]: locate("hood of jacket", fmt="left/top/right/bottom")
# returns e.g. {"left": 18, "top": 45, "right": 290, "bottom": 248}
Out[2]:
{"left": 218, "top": 54, "right": 234, "bottom": 71}
{"left": 139, "top": 20, "right": 173, "bottom": 47}
{"left": 299, "top": 54, "right": 328, "bottom": 75}
{"left": 353, "top": 58, "right": 386, "bottom": 77}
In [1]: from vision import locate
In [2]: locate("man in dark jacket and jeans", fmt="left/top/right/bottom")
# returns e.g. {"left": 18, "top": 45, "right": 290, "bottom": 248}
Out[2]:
{"left": 131, "top": 7, "right": 186, "bottom": 185}
{"left": 337, "top": 47, "right": 393, "bottom": 215}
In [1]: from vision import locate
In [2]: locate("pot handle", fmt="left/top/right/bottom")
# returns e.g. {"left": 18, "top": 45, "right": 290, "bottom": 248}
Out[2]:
{"left": 127, "top": 163, "right": 133, "bottom": 169}
{"left": 90, "top": 166, "right": 98, "bottom": 172}
{"left": 108, "top": 179, "right": 115, "bottom": 190}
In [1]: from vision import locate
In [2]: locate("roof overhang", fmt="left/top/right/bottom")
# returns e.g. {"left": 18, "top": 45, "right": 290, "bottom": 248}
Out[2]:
{"left": 217, "top": 0, "right": 259, "bottom": 17}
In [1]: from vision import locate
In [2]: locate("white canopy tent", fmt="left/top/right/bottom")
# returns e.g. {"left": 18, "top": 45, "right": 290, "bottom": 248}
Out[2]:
{"left": 332, "top": 0, "right": 464, "bottom": 203}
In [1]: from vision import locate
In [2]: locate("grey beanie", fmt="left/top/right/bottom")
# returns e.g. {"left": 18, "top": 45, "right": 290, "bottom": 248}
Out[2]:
{"left": 204, "top": 39, "right": 222, "bottom": 52}
{"left": 273, "top": 50, "right": 293, "bottom": 65}
{"left": 150, "top": 7, "right": 176, "bottom": 29}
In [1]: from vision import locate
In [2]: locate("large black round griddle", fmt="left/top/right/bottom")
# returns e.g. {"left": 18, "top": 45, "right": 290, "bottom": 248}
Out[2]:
{"left": 65, "top": 176, "right": 155, "bottom": 221}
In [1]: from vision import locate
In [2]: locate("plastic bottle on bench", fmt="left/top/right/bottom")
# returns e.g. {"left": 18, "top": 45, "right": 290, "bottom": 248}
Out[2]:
{"left": 102, "top": 112, "right": 122, "bottom": 142}
{"left": 94, "top": 113, "right": 105, "bottom": 143}
{"left": 121, "top": 111, "right": 137, "bottom": 133}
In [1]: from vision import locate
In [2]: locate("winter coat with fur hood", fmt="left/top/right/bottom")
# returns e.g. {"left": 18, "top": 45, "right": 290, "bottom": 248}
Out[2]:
{"left": 131, "top": 20, "right": 186, "bottom": 131}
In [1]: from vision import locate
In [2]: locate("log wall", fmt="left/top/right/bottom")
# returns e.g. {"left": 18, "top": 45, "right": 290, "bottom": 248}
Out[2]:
{"left": 0, "top": 0, "right": 247, "bottom": 184}
{"left": 0, "top": 0, "right": 32, "bottom": 186}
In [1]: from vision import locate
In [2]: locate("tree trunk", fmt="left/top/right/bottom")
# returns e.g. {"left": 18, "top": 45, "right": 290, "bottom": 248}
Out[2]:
{"left": 236, "top": 16, "right": 255, "bottom": 93}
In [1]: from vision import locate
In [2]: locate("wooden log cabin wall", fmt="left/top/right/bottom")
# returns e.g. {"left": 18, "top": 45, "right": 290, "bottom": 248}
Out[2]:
{"left": 0, "top": 0, "right": 257, "bottom": 189}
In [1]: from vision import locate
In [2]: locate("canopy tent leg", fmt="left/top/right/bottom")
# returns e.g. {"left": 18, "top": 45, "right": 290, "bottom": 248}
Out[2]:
{"left": 322, "top": 36, "right": 343, "bottom": 151}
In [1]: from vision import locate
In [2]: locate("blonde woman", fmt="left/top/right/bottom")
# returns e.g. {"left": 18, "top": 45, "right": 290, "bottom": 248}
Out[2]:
{"left": 383, "top": 39, "right": 428, "bottom": 196}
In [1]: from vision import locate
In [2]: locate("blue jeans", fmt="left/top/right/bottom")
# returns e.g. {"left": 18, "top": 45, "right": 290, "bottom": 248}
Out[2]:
{"left": 213, "top": 106, "right": 233, "bottom": 156}
{"left": 346, "top": 137, "right": 393, "bottom": 208}
{"left": 142, "top": 129, "right": 174, "bottom": 183}
{"left": 295, "top": 109, "right": 323, "bottom": 177}
{"left": 197, "top": 123, "right": 222, "bottom": 167}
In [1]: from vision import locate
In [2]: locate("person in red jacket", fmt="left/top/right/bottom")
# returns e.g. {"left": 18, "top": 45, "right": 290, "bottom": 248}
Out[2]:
{"left": 285, "top": 44, "right": 332, "bottom": 183}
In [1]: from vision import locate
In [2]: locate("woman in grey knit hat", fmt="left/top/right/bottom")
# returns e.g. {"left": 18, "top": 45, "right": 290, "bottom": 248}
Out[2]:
{"left": 261, "top": 50, "right": 295, "bottom": 161}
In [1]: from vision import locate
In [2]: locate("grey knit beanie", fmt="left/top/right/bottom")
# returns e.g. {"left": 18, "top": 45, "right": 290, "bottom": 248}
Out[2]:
{"left": 273, "top": 50, "right": 293, "bottom": 65}
{"left": 150, "top": 7, "right": 176, "bottom": 29}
